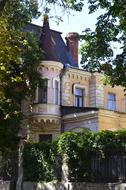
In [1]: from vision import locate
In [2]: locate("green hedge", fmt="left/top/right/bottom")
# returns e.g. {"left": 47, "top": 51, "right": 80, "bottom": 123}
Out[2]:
{"left": 57, "top": 130, "right": 126, "bottom": 181}
{"left": 23, "top": 141, "right": 56, "bottom": 182}
{"left": 23, "top": 130, "right": 126, "bottom": 182}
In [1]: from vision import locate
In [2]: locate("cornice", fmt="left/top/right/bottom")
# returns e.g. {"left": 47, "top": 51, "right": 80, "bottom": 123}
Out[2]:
{"left": 40, "top": 61, "right": 63, "bottom": 70}
{"left": 63, "top": 111, "right": 98, "bottom": 123}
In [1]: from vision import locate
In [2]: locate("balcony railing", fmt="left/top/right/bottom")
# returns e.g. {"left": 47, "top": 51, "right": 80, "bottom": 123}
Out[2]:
{"left": 32, "top": 103, "right": 60, "bottom": 116}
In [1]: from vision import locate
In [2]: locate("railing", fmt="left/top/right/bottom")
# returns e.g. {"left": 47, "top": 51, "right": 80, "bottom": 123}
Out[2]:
{"left": 91, "top": 154, "right": 126, "bottom": 182}
{"left": 32, "top": 103, "right": 60, "bottom": 116}
{"left": 61, "top": 106, "right": 98, "bottom": 116}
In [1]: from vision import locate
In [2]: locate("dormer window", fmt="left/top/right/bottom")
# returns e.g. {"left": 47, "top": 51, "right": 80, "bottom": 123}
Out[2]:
{"left": 38, "top": 80, "right": 48, "bottom": 104}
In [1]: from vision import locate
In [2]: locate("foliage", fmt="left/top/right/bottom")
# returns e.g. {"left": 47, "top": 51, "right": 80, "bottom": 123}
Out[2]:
{"left": 56, "top": 130, "right": 126, "bottom": 181}
{"left": 23, "top": 141, "right": 56, "bottom": 182}
{"left": 0, "top": 0, "right": 84, "bottom": 17}
{"left": 23, "top": 130, "right": 126, "bottom": 182}
{"left": 0, "top": 0, "right": 42, "bottom": 155}
{"left": 80, "top": 0, "right": 126, "bottom": 89}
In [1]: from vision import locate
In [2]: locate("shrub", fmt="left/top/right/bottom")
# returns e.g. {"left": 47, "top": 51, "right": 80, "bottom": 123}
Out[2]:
{"left": 23, "top": 141, "right": 56, "bottom": 182}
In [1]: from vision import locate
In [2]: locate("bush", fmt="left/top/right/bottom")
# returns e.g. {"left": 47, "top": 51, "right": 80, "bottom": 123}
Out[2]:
{"left": 56, "top": 130, "right": 126, "bottom": 181}
{"left": 23, "top": 141, "right": 56, "bottom": 182}
{"left": 23, "top": 130, "right": 126, "bottom": 182}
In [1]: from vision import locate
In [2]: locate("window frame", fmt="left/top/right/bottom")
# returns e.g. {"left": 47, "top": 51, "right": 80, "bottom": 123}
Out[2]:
{"left": 39, "top": 134, "right": 52, "bottom": 142}
{"left": 74, "top": 87, "right": 84, "bottom": 107}
{"left": 108, "top": 93, "right": 116, "bottom": 111}
{"left": 55, "top": 80, "right": 59, "bottom": 105}
{"left": 38, "top": 80, "right": 48, "bottom": 104}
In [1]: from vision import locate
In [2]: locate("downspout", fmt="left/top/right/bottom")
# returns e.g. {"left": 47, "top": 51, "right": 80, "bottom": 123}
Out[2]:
{"left": 59, "top": 66, "right": 66, "bottom": 133}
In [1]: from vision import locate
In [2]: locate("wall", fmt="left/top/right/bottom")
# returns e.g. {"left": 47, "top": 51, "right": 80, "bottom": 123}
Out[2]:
{"left": 29, "top": 61, "right": 63, "bottom": 142}
{"left": 62, "top": 67, "right": 91, "bottom": 107}
{"left": 23, "top": 181, "right": 126, "bottom": 190}
{"left": 94, "top": 74, "right": 126, "bottom": 112}
{"left": 90, "top": 74, "right": 104, "bottom": 108}
{"left": 63, "top": 111, "right": 99, "bottom": 132}
{"left": 99, "top": 109, "right": 126, "bottom": 131}
{"left": 104, "top": 85, "right": 126, "bottom": 112}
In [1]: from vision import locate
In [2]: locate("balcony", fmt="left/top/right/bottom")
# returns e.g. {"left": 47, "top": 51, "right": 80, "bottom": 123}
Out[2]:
{"left": 32, "top": 103, "right": 60, "bottom": 115}
{"left": 31, "top": 103, "right": 61, "bottom": 125}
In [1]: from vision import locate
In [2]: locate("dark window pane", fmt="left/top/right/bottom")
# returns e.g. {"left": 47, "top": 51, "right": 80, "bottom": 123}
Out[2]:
{"left": 39, "top": 134, "right": 52, "bottom": 142}
{"left": 75, "top": 88, "right": 84, "bottom": 107}
{"left": 55, "top": 81, "right": 59, "bottom": 104}
{"left": 38, "top": 80, "right": 48, "bottom": 103}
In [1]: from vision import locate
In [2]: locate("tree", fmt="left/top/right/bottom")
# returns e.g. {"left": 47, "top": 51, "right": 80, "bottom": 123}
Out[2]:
{"left": 0, "top": 0, "right": 44, "bottom": 155}
{"left": 0, "top": 0, "right": 9, "bottom": 15}
{"left": 80, "top": 0, "right": 126, "bottom": 89}
{"left": 0, "top": 0, "right": 85, "bottom": 154}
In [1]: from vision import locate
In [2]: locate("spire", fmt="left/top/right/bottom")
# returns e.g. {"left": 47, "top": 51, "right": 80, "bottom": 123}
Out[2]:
{"left": 39, "top": 15, "right": 56, "bottom": 61}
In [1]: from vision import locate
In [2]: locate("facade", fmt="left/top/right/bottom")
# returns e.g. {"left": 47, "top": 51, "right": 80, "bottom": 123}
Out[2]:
{"left": 22, "top": 16, "right": 126, "bottom": 142}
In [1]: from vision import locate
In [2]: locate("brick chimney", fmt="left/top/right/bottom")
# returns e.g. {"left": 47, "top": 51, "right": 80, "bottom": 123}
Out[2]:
{"left": 66, "top": 32, "right": 79, "bottom": 66}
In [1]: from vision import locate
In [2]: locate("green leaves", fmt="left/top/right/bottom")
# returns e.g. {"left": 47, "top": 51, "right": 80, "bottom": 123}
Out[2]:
{"left": 80, "top": 0, "right": 126, "bottom": 89}
{"left": 56, "top": 130, "right": 126, "bottom": 181}
{"left": 0, "top": 0, "right": 43, "bottom": 155}
{"left": 23, "top": 142, "right": 56, "bottom": 181}
{"left": 23, "top": 130, "right": 126, "bottom": 182}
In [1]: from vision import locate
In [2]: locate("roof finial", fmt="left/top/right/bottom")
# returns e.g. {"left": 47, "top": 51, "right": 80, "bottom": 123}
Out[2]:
{"left": 44, "top": 14, "right": 49, "bottom": 21}
{"left": 43, "top": 7, "right": 50, "bottom": 21}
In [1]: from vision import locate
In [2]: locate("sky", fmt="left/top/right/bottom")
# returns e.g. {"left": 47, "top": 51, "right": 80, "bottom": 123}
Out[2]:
{"left": 32, "top": 1, "right": 103, "bottom": 38}
{"left": 32, "top": 1, "right": 105, "bottom": 66}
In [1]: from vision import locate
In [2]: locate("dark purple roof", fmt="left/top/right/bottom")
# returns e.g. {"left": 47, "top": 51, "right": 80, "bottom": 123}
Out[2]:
{"left": 24, "top": 21, "right": 78, "bottom": 67}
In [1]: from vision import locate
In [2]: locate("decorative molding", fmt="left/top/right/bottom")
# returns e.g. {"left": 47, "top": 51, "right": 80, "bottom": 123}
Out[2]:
{"left": 40, "top": 61, "right": 63, "bottom": 70}
{"left": 63, "top": 111, "right": 98, "bottom": 123}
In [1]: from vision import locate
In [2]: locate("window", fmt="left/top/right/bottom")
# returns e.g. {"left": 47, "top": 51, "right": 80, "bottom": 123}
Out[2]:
{"left": 108, "top": 93, "right": 116, "bottom": 111}
{"left": 75, "top": 88, "right": 84, "bottom": 107}
{"left": 39, "top": 134, "right": 52, "bottom": 142}
{"left": 55, "top": 81, "right": 59, "bottom": 104}
{"left": 38, "top": 80, "right": 48, "bottom": 103}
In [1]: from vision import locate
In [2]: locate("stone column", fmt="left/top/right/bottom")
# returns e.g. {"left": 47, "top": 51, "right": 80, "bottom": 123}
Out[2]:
{"left": 16, "top": 139, "right": 24, "bottom": 190}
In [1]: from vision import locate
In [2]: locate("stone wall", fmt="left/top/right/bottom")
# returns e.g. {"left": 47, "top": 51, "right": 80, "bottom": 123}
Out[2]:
{"left": 23, "top": 181, "right": 126, "bottom": 190}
